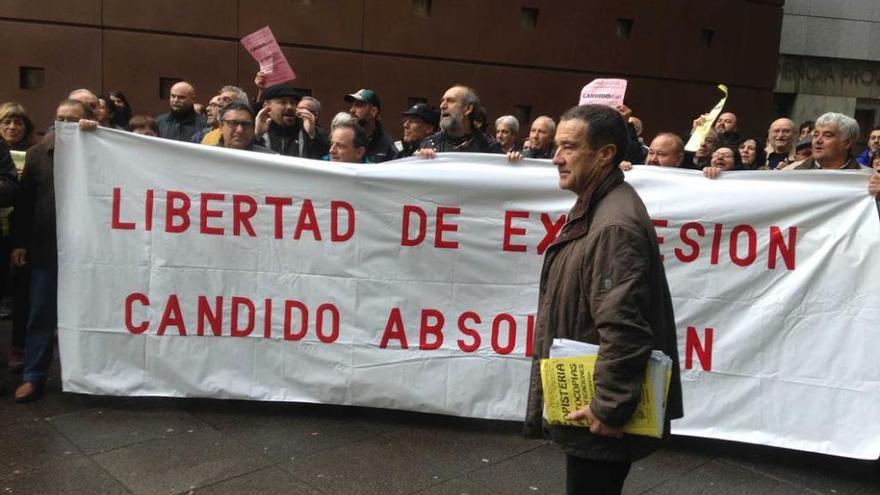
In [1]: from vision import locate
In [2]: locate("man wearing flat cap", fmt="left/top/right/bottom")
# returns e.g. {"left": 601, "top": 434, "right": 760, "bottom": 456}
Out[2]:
{"left": 345, "top": 89, "right": 398, "bottom": 162}
{"left": 395, "top": 103, "right": 440, "bottom": 158}
{"left": 255, "top": 84, "right": 329, "bottom": 159}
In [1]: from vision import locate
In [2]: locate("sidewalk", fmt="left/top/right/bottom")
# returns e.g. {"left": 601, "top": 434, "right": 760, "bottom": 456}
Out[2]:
{"left": 1, "top": 326, "right": 877, "bottom": 494}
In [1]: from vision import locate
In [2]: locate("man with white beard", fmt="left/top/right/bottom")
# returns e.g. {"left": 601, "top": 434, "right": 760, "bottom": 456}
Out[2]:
{"left": 416, "top": 85, "right": 502, "bottom": 157}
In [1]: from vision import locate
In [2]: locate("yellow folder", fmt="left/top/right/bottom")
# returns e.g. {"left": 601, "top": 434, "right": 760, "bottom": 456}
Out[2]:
{"left": 540, "top": 339, "right": 672, "bottom": 438}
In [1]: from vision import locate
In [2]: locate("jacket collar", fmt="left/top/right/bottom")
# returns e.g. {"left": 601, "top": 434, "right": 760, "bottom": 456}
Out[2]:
{"left": 550, "top": 165, "right": 624, "bottom": 248}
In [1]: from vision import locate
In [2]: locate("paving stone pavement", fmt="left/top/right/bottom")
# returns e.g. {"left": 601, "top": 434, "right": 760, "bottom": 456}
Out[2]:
{"left": 0, "top": 326, "right": 877, "bottom": 494}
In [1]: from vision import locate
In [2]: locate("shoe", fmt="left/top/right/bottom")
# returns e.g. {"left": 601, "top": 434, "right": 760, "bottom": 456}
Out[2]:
{"left": 14, "top": 381, "right": 43, "bottom": 403}
{"left": 8, "top": 347, "right": 24, "bottom": 374}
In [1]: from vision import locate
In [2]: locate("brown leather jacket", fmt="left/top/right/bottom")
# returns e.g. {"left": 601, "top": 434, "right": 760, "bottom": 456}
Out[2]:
{"left": 524, "top": 166, "right": 683, "bottom": 462}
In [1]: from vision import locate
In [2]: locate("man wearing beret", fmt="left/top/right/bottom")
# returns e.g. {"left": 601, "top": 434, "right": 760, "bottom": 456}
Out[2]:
{"left": 345, "top": 89, "right": 398, "bottom": 162}
{"left": 395, "top": 103, "right": 439, "bottom": 158}
{"left": 254, "top": 84, "right": 329, "bottom": 159}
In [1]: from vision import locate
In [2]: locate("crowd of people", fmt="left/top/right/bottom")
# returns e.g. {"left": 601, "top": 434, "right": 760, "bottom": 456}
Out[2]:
{"left": 0, "top": 72, "right": 879, "bottom": 403}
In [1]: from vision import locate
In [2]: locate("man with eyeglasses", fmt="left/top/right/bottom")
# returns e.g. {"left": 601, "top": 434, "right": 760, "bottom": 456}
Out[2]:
{"left": 217, "top": 102, "right": 273, "bottom": 153}
{"left": 11, "top": 99, "right": 96, "bottom": 403}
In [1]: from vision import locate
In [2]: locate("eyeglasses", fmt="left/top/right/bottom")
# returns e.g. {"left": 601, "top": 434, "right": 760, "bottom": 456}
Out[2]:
{"left": 222, "top": 120, "right": 254, "bottom": 129}
{"left": 55, "top": 117, "right": 80, "bottom": 123}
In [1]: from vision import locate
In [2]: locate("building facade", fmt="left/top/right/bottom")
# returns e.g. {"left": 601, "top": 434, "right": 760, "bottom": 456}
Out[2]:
{"left": 776, "top": 0, "right": 880, "bottom": 141}
{"left": 3, "top": 0, "right": 784, "bottom": 140}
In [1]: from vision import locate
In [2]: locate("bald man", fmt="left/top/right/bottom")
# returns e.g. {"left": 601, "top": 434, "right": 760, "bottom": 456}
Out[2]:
{"left": 765, "top": 118, "right": 796, "bottom": 169}
{"left": 522, "top": 116, "right": 557, "bottom": 159}
{"left": 156, "top": 81, "right": 208, "bottom": 142}
{"left": 714, "top": 112, "right": 740, "bottom": 147}
{"left": 68, "top": 89, "right": 99, "bottom": 116}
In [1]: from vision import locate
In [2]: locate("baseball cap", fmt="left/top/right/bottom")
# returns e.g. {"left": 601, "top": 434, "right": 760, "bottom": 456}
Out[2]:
{"left": 345, "top": 89, "right": 381, "bottom": 108}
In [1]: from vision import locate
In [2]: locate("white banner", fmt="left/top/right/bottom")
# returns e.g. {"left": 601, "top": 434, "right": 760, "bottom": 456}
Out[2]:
{"left": 54, "top": 126, "right": 880, "bottom": 459}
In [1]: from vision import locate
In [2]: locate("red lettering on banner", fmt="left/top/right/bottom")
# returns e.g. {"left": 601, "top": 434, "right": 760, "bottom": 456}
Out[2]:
{"left": 502, "top": 211, "right": 529, "bottom": 252}
{"left": 685, "top": 326, "right": 713, "bottom": 371}
{"left": 263, "top": 298, "right": 273, "bottom": 338}
{"left": 265, "top": 196, "right": 292, "bottom": 240}
{"left": 145, "top": 189, "right": 154, "bottom": 231}
{"left": 330, "top": 201, "right": 355, "bottom": 242}
{"left": 537, "top": 214, "right": 566, "bottom": 255}
{"left": 124, "top": 293, "right": 149, "bottom": 334}
{"left": 435, "top": 206, "right": 460, "bottom": 249}
{"left": 768, "top": 226, "right": 797, "bottom": 270}
{"left": 491, "top": 314, "right": 516, "bottom": 355}
{"left": 157, "top": 294, "right": 186, "bottom": 336}
{"left": 652, "top": 219, "right": 668, "bottom": 261}
{"left": 293, "top": 199, "right": 322, "bottom": 240}
{"left": 283, "top": 300, "right": 308, "bottom": 341}
{"left": 232, "top": 195, "right": 258, "bottom": 237}
{"left": 674, "top": 222, "right": 704, "bottom": 262}
{"left": 315, "top": 303, "right": 340, "bottom": 343}
{"left": 380, "top": 308, "right": 409, "bottom": 348}
{"left": 231, "top": 296, "right": 255, "bottom": 337}
{"left": 401, "top": 205, "right": 427, "bottom": 246}
{"left": 457, "top": 311, "right": 481, "bottom": 352}
{"left": 730, "top": 225, "right": 757, "bottom": 267}
{"left": 200, "top": 193, "right": 225, "bottom": 235}
{"left": 165, "top": 191, "right": 191, "bottom": 234}
{"left": 419, "top": 309, "right": 445, "bottom": 350}
{"left": 197, "top": 296, "right": 223, "bottom": 336}
{"left": 112, "top": 188, "right": 136, "bottom": 230}
{"left": 709, "top": 223, "right": 723, "bottom": 265}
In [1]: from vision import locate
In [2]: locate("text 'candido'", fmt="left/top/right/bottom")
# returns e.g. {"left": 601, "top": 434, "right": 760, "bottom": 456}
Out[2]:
{"left": 123, "top": 293, "right": 536, "bottom": 357}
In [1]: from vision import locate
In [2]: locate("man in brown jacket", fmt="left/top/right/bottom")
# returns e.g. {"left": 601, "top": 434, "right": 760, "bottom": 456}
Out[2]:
{"left": 524, "top": 105, "right": 683, "bottom": 494}
{"left": 11, "top": 99, "right": 94, "bottom": 402}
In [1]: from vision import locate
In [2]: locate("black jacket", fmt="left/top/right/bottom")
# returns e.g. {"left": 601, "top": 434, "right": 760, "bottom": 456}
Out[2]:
{"left": 365, "top": 122, "right": 398, "bottom": 163}
{"left": 0, "top": 141, "right": 19, "bottom": 207}
{"left": 261, "top": 120, "right": 329, "bottom": 159}
{"left": 523, "top": 144, "right": 556, "bottom": 159}
{"left": 419, "top": 129, "right": 503, "bottom": 154}
{"left": 156, "top": 108, "right": 208, "bottom": 142}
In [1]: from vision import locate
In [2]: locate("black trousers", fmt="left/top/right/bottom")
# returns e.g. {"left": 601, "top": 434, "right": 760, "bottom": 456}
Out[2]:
{"left": 566, "top": 455, "right": 632, "bottom": 495}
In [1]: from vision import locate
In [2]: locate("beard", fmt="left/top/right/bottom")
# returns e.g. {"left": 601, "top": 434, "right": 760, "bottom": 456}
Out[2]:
{"left": 357, "top": 116, "right": 370, "bottom": 128}
{"left": 439, "top": 111, "right": 464, "bottom": 136}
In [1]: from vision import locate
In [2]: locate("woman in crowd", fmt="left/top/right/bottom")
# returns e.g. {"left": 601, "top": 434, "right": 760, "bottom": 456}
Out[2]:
{"left": 108, "top": 90, "right": 132, "bottom": 130}
{"left": 737, "top": 137, "right": 767, "bottom": 170}
{"left": 702, "top": 146, "right": 742, "bottom": 179}
{"left": 0, "top": 102, "right": 36, "bottom": 151}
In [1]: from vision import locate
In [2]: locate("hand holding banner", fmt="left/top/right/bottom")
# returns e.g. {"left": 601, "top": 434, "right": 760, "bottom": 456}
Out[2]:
{"left": 578, "top": 79, "right": 628, "bottom": 107}
{"left": 241, "top": 26, "right": 296, "bottom": 86}
{"left": 685, "top": 84, "right": 728, "bottom": 152}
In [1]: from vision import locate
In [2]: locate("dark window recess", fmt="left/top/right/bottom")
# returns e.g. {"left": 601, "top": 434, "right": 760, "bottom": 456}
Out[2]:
{"left": 407, "top": 96, "right": 428, "bottom": 108}
{"left": 617, "top": 18, "right": 633, "bottom": 40}
{"left": 771, "top": 93, "right": 796, "bottom": 120}
{"left": 701, "top": 29, "right": 715, "bottom": 48}
{"left": 159, "top": 77, "right": 183, "bottom": 99}
{"left": 19, "top": 66, "right": 45, "bottom": 90}
{"left": 854, "top": 108, "right": 875, "bottom": 147}
{"left": 521, "top": 8, "right": 539, "bottom": 30}
{"left": 513, "top": 105, "right": 532, "bottom": 128}
{"left": 412, "top": 0, "right": 431, "bottom": 18}
{"left": 293, "top": 88, "right": 313, "bottom": 96}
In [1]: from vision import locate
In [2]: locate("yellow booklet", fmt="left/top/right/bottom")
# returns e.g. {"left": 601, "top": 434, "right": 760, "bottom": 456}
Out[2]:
{"left": 540, "top": 338, "right": 672, "bottom": 438}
